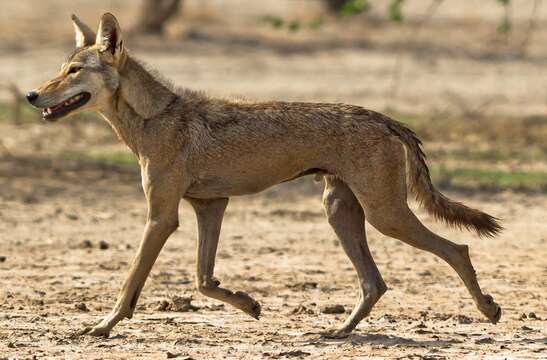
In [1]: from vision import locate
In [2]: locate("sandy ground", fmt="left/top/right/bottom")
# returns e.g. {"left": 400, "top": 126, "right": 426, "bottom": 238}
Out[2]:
{"left": 0, "top": 155, "right": 546, "bottom": 359}
{"left": 0, "top": 1, "right": 546, "bottom": 359}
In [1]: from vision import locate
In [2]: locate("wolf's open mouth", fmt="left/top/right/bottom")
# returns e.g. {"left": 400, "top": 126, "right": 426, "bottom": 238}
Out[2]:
{"left": 42, "top": 92, "right": 91, "bottom": 121}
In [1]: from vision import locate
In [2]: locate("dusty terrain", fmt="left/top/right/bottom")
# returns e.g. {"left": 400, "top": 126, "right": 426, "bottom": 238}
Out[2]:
{"left": 0, "top": 155, "right": 546, "bottom": 359}
{"left": 1, "top": 1, "right": 546, "bottom": 359}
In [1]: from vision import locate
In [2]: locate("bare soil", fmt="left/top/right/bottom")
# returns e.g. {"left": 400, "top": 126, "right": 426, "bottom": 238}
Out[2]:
{"left": 0, "top": 155, "right": 546, "bottom": 359}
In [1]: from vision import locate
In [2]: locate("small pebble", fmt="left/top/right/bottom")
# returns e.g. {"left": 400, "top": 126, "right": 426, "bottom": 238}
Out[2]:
{"left": 321, "top": 304, "right": 345, "bottom": 314}
{"left": 99, "top": 240, "right": 109, "bottom": 250}
{"left": 171, "top": 296, "right": 199, "bottom": 312}
{"left": 75, "top": 303, "right": 88, "bottom": 312}
{"left": 23, "top": 195, "right": 39, "bottom": 204}
{"left": 66, "top": 213, "right": 79, "bottom": 221}
{"left": 157, "top": 300, "right": 170, "bottom": 311}
{"left": 475, "top": 336, "right": 494, "bottom": 344}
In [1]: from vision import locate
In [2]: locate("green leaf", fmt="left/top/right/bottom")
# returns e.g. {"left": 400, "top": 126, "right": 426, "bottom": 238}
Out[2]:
{"left": 288, "top": 20, "right": 301, "bottom": 33}
{"left": 340, "top": 0, "right": 371, "bottom": 17}
{"left": 388, "top": 0, "right": 404, "bottom": 23}
{"left": 261, "top": 15, "right": 284, "bottom": 29}
{"left": 497, "top": 18, "right": 511, "bottom": 33}
{"left": 310, "top": 16, "right": 324, "bottom": 30}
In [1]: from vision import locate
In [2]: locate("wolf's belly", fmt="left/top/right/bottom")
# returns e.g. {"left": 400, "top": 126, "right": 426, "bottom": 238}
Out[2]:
{"left": 184, "top": 166, "right": 324, "bottom": 199}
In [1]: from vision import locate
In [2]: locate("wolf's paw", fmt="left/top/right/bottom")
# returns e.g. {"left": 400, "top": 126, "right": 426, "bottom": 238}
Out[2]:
{"left": 235, "top": 291, "right": 261, "bottom": 320}
{"left": 78, "top": 324, "right": 111, "bottom": 338}
{"left": 321, "top": 328, "right": 352, "bottom": 339}
{"left": 480, "top": 294, "right": 501, "bottom": 324}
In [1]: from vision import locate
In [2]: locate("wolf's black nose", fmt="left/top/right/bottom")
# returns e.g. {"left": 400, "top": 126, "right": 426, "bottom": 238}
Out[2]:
{"left": 26, "top": 91, "right": 39, "bottom": 103}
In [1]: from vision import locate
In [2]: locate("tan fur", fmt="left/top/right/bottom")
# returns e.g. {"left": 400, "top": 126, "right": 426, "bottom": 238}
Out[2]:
{"left": 27, "top": 13, "right": 502, "bottom": 338}
{"left": 375, "top": 116, "right": 502, "bottom": 237}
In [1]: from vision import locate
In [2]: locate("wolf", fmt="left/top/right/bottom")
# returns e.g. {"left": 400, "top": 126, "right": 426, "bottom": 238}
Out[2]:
{"left": 27, "top": 13, "right": 502, "bottom": 338}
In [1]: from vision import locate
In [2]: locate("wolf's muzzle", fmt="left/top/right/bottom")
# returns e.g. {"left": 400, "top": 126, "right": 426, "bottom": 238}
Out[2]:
{"left": 26, "top": 91, "right": 39, "bottom": 104}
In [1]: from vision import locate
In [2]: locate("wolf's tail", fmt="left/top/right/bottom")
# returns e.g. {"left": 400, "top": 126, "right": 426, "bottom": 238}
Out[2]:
{"left": 383, "top": 117, "right": 502, "bottom": 238}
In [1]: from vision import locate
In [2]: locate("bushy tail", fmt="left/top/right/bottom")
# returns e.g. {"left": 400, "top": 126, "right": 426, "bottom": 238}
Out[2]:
{"left": 384, "top": 118, "right": 502, "bottom": 238}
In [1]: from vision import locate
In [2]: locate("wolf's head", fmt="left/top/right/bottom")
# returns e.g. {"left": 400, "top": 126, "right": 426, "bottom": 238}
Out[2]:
{"left": 27, "top": 13, "right": 126, "bottom": 121}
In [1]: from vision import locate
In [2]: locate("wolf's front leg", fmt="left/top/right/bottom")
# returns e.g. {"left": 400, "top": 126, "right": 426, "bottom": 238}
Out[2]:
{"left": 81, "top": 174, "right": 183, "bottom": 337}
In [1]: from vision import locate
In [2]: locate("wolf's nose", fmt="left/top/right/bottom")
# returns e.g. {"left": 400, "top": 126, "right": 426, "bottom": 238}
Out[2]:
{"left": 26, "top": 91, "right": 39, "bottom": 103}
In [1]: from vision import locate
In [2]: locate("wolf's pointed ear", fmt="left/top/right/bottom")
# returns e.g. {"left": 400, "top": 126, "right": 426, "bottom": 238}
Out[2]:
{"left": 72, "top": 14, "right": 96, "bottom": 48}
{"left": 96, "top": 13, "right": 124, "bottom": 58}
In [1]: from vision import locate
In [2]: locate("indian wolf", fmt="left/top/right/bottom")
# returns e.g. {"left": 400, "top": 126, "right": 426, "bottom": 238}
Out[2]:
{"left": 27, "top": 13, "right": 502, "bottom": 338}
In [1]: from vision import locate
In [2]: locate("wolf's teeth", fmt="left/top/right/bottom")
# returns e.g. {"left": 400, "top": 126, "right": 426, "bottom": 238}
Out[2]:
{"left": 46, "top": 94, "right": 86, "bottom": 115}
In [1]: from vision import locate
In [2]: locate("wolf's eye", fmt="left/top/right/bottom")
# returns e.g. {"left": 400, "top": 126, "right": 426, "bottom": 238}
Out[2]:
{"left": 67, "top": 66, "right": 82, "bottom": 75}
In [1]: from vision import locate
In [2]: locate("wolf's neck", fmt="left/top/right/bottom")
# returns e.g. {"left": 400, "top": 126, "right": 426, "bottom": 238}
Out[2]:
{"left": 100, "top": 55, "right": 178, "bottom": 155}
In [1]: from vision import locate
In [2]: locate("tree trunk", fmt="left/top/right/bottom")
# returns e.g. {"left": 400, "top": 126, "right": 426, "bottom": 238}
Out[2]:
{"left": 134, "top": 0, "right": 183, "bottom": 35}
{"left": 324, "top": 0, "right": 348, "bottom": 13}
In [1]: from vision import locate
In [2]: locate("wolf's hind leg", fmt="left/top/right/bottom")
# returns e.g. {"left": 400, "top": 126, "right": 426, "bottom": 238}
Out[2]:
{"left": 347, "top": 140, "right": 501, "bottom": 324}
{"left": 365, "top": 203, "right": 501, "bottom": 324}
{"left": 187, "top": 197, "right": 261, "bottom": 319}
{"left": 322, "top": 176, "right": 387, "bottom": 337}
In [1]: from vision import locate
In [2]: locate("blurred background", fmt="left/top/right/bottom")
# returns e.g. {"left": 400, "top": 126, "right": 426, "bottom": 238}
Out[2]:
{"left": 1, "top": 2, "right": 546, "bottom": 358}
{"left": 1, "top": 0, "right": 547, "bottom": 192}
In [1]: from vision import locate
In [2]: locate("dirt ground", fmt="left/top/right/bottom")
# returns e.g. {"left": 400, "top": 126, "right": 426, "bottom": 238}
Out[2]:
{"left": 0, "top": 155, "right": 546, "bottom": 359}
{"left": 1, "top": 1, "right": 546, "bottom": 359}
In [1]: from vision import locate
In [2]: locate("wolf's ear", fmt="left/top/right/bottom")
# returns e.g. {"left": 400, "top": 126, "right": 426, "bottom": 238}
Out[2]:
{"left": 71, "top": 14, "right": 95, "bottom": 48}
{"left": 96, "top": 13, "right": 124, "bottom": 58}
